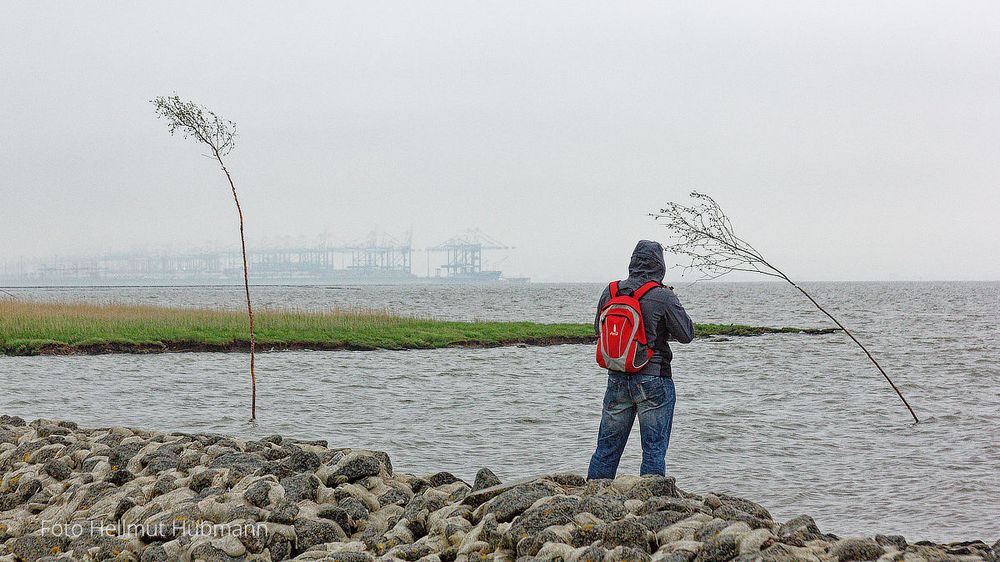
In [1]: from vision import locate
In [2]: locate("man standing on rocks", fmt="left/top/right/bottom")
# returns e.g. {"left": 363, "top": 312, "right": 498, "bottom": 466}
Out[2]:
{"left": 588, "top": 240, "right": 694, "bottom": 479}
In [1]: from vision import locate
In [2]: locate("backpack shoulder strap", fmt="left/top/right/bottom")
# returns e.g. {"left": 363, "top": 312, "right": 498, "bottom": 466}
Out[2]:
{"left": 609, "top": 281, "right": 620, "bottom": 298}
{"left": 633, "top": 281, "right": 661, "bottom": 301}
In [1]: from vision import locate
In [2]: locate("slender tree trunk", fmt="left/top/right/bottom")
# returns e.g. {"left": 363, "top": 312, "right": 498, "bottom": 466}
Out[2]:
{"left": 216, "top": 153, "right": 256, "bottom": 421}
{"left": 787, "top": 280, "right": 919, "bottom": 423}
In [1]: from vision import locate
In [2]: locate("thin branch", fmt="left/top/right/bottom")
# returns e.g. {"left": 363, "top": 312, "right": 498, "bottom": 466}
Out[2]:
{"left": 652, "top": 192, "right": 919, "bottom": 424}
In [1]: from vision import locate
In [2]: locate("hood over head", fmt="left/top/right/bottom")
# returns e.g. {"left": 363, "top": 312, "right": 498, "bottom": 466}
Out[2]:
{"left": 627, "top": 240, "right": 666, "bottom": 284}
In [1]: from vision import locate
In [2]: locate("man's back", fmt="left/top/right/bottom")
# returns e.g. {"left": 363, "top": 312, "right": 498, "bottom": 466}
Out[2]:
{"left": 594, "top": 240, "right": 694, "bottom": 377}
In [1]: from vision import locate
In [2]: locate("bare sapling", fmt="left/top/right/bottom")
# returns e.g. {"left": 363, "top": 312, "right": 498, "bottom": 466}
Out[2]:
{"left": 152, "top": 95, "right": 257, "bottom": 421}
{"left": 651, "top": 192, "right": 919, "bottom": 423}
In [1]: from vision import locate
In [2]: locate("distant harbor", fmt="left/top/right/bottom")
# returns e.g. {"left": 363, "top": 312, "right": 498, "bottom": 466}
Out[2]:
{"left": 0, "top": 229, "right": 530, "bottom": 286}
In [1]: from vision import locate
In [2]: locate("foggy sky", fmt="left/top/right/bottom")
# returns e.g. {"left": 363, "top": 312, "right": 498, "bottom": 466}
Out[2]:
{"left": 2, "top": 1, "right": 999, "bottom": 282}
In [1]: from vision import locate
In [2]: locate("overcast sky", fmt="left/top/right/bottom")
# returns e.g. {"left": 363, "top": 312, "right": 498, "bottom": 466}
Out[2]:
{"left": 2, "top": 1, "right": 998, "bottom": 282}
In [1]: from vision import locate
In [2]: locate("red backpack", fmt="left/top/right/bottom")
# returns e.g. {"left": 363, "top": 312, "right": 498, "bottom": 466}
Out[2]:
{"left": 596, "top": 280, "right": 660, "bottom": 373}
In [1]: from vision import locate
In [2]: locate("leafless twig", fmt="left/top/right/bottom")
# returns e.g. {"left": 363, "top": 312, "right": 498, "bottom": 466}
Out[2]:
{"left": 152, "top": 95, "right": 257, "bottom": 421}
{"left": 651, "top": 192, "right": 919, "bottom": 423}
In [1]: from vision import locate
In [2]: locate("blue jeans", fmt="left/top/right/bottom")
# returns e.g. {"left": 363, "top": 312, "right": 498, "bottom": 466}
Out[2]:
{"left": 588, "top": 373, "right": 676, "bottom": 479}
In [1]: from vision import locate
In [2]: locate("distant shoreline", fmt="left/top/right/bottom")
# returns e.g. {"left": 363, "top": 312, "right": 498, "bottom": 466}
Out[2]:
{"left": 0, "top": 300, "right": 835, "bottom": 356}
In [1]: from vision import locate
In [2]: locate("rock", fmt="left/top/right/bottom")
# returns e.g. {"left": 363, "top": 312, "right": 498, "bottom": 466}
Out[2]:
{"left": 480, "top": 480, "right": 562, "bottom": 522}
{"left": 329, "top": 453, "right": 384, "bottom": 485}
{"left": 281, "top": 472, "right": 320, "bottom": 503}
{"left": 828, "top": 537, "right": 885, "bottom": 561}
{"left": 548, "top": 472, "right": 587, "bottom": 487}
{"left": 777, "top": 514, "right": 827, "bottom": 542}
{"left": 379, "top": 487, "right": 412, "bottom": 507}
{"left": 209, "top": 451, "right": 265, "bottom": 479}
{"left": 738, "top": 528, "right": 776, "bottom": 554}
{"left": 579, "top": 496, "right": 627, "bottom": 522}
{"left": 695, "top": 534, "right": 739, "bottom": 562}
{"left": 425, "top": 471, "right": 465, "bottom": 488}
{"left": 602, "top": 518, "right": 651, "bottom": 551}
{"left": 716, "top": 493, "right": 772, "bottom": 520}
{"left": 759, "top": 542, "right": 822, "bottom": 562}
{"left": 472, "top": 468, "right": 502, "bottom": 492}
{"left": 244, "top": 479, "right": 273, "bottom": 508}
{"left": 105, "top": 467, "right": 135, "bottom": 485}
{"left": 628, "top": 475, "right": 679, "bottom": 501}
{"left": 874, "top": 534, "right": 907, "bottom": 550}
{"left": 41, "top": 458, "right": 71, "bottom": 481}
{"left": 9, "top": 534, "right": 70, "bottom": 562}
{"left": 505, "top": 496, "right": 580, "bottom": 548}
{"left": 318, "top": 505, "right": 354, "bottom": 532}
{"left": 577, "top": 545, "right": 610, "bottom": 561}
{"left": 267, "top": 500, "right": 300, "bottom": 524}
{"left": 340, "top": 496, "right": 371, "bottom": 521}
{"left": 294, "top": 517, "right": 348, "bottom": 554}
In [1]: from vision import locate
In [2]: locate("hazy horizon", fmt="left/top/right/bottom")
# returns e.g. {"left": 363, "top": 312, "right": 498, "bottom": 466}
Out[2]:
{"left": 3, "top": 2, "right": 999, "bottom": 283}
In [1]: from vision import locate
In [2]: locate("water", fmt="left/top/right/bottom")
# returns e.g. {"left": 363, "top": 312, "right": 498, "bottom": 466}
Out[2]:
{"left": 1, "top": 282, "right": 998, "bottom": 541}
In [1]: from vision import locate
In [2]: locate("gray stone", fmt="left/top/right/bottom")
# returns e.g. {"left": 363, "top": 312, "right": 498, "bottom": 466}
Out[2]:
{"left": 267, "top": 500, "right": 300, "bottom": 524}
{"left": 41, "top": 458, "right": 71, "bottom": 481}
{"left": 577, "top": 545, "right": 609, "bottom": 562}
{"left": 105, "top": 468, "right": 135, "bottom": 486}
{"left": 9, "top": 534, "right": 70, "bottom": 562}
{"left": 874, "top": 534, "right": 907, "bottom": 550}
{"left": 293, "top": 517, "right": 348, "bottom": 554}
{"left": 505, "top": 495, "right": 581, "bottom": 548}
{"left": 828, "top": 538, "right": 886, "bottom": 561}
{"left": 324, "top": 552, "right": 376, "bottom": 562}
{"left": 777, "top": 514, "right": 827, "bottom": 542}
{"left": 716, "top": 493, "right": 772, "bottom": 521}
{"left": 481, "top": 480, "right": 562, "bottom": 522}
{"left": 150, "top": 475, "right": 176, "bottom": 498}
{"left": 209, "top": 451, "right": 265, "bottom": 479}
{"left": 280, "top": 472, "right": 320, "bottom": 503}
{"left": 317, "top": 505, "right": 354, "bottom": 532}
{"left": 425, "top": 471, "right": 465, "bottom": 488}
{"left": 340, "top": 495, "right": 371, "bottom": 521}
{"left": 627, "top": 475, "right": 679, "bottom": 500}
{"left": 472, "top": 468, "right": 502, "bottom": 491}
{"left": 329, "top": 453, "right": 383, "bottom": 484}
{"left": 579, "top": 495, "right": 627, "bottom": 522}
{"left": 602, "top": 519, "right": 650, "bottom": 551}
{"left": 635, "top": 509, "right": 692, "bottom": 534}
{"left": 379, "top": 486, "right": 411, "bottom": 507}
{"left": 140, "top": 543, "right": 170, "bottom": 562}
{"left": 694, "top": 519, "right": 730, "bottom": 542}
{"left": 244, "top": 479, "right": 273, "bottom": 508}
{"left": 696, "top": 534, "right": 739, "bottom": 562}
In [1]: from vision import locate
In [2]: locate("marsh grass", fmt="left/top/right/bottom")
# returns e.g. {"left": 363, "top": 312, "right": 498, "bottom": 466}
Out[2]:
{"left": 0, "top": 300, "right": 834, "bottom": 355}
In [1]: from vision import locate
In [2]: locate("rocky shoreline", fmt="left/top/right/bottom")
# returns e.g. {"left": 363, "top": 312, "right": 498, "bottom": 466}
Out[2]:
{"left": 0, "top": 416, "right": 995, "bottom": 562}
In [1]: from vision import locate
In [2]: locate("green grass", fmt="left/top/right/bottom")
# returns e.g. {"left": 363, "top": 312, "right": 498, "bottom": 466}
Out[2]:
{"left": 0, "top": 300, "right": 834, "bottom": 356}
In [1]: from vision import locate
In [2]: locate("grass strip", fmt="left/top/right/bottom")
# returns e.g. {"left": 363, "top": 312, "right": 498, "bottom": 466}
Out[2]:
{"left": 0, "top": 300, "right": 835, "bottom": 356}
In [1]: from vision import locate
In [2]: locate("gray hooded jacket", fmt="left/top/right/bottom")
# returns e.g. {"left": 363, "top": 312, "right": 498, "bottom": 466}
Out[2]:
{"left": 595, "top": 240, "right": 694, "bottom": 377}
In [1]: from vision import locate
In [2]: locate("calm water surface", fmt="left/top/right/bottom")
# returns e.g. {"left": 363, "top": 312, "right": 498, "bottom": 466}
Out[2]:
{"left": 1, "top": 282, "right": 998, "bottom": 541}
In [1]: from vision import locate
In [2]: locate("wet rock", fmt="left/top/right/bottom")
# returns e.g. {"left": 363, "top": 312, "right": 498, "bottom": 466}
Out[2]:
{"left": 329, "top": 453, "right": 384, "bottom": 485}
{"left": 481, "top": 480, "right": 562, "bottom": 522}
{"left": 105, "top": 467, "right": 135, "bottom": 486}
{"left": 716, "top": 493, "right": 772, "bottom": 521}
{"left": 777, "top": 514, "right": 827, "bottom": 542}
{"left": 379, "top": 486, "right": 412, "bottom": 507}
{"left": 244, "top": 478, "right": 274, "bottom": 508}
{"left": 293, "top": 517, "right": 348, "bottom": 553}
{"left": 874, "top": 534, "right": 907, "bottom": 550}
{"left": 828, "top": 537, "right": 885, "bottom": 561}
{"left": 579, "top": 495, "right": 627, "bottom": 522}
{"left": 210, "top": 451, "right": 265, "bottom": 479}
{"left": 472, "top": 468, "right": 502, "bottom": 492}
{"left": 505, "top": 495, "right": 580, "bottom": 548}
{"left": 340, "top": 496, "right": 371, "bottom": 521}
{"left": 602, "top": 519, "right": 651, "bottom": 551}
{"left": 9, "top": 534, "right": 70, "bottom": 562}
{"left": 627, "top": 475, "right": 679, "bottom": 501}
{"left": 425, "top": 471, "right": 465, "bottom": 488}
{"left": 695, "top": 534, "right": 738, "bottom": 562}
{"left": 318, "top": 505, "right": 354, "bottom": 532}
{"left": 281, "top": 472, "right": 320, "bottom": 503}
{"left": 267, "top": 500, "right": 300, "bottom": 524}
{"left": 41, "top": 458, "right": 71, "bottom": 481}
